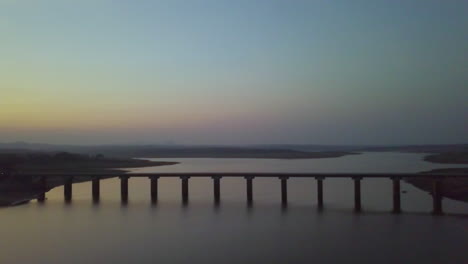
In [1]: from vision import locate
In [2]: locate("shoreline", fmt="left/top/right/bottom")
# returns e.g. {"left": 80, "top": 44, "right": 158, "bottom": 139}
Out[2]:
{"left": 0, "top": 159, "right": 178, "bottom": 206}
{"left": 0, "top": 151, "right": 357, "bottom": 206}
{"left": 404, "top": 168, "right": 468, "bottom": 203}
{"left": 2, "top": 151, "right": 468, "bottom": 206}
{"left": 133, "top": 151, "right": 359, "bottom": 160}
{"left": 13, "top": 159, "right": 179, "bottom": 174}
{"left": 423, "top": 152, "right": 468, "bottom": 164}
{"left": 406, "top": 152, "right": 468, "bottom": 202}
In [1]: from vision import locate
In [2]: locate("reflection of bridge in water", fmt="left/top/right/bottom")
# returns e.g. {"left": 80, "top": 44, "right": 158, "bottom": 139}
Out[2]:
{"left": 20, "top": 173, "right": 468, "bottom": 215}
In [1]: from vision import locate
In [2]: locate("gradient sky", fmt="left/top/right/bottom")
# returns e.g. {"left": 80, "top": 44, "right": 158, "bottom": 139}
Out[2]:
{"left": 1, "top": 0, "right": 467, "bottom": 145}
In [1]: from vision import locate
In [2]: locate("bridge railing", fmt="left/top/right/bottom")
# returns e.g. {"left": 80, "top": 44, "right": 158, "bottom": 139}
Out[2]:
{"left": 21, "top": 172, "right": 468, "bottom": 215}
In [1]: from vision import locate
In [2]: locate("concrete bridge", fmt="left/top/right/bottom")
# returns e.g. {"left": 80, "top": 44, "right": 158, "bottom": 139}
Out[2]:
{"left": 21, "top": 172, "right": 468, "bottom": 215}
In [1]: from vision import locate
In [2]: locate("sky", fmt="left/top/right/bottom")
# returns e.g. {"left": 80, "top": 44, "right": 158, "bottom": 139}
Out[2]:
{"left": 1, "top": 0, "right": 467, "bottom": 145}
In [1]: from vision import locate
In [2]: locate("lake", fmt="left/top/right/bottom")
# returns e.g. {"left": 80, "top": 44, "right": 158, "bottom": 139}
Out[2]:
{"left": 0, "top": 152, "right": 467, "bottom": 264}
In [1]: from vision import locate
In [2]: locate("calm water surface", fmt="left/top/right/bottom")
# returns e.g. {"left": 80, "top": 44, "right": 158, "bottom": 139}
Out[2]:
{"left": 1, "top": 152, "right": 467, "bottom": 264}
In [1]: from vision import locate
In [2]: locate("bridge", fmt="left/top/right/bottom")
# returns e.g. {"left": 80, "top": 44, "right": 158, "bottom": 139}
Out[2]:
{"left": 22, "top": 172, "right": 468, "bottom": 215}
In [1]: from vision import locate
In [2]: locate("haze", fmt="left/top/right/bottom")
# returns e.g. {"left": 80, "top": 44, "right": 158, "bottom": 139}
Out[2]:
{"left": 1, "top": 0, "right": 467, "bottom": 145}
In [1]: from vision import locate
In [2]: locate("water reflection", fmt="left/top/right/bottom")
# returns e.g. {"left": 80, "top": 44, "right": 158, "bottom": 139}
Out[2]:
{"left": 0, "top": 199, "right": 468, "bottom": 263}
{"left": 1, "top": 153, "right": 467, "bottom": 264}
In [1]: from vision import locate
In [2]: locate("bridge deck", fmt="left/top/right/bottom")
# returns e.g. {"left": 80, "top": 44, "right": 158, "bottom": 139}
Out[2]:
{"left": 18, "top": 172, "right": 468, "bottom": 178}
{"left": 22, "top": 172, "right": 467, "bottom": 215}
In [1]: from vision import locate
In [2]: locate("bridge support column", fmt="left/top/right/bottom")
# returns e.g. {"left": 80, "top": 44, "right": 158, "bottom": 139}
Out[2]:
{"left": 120, "top": 176, "right": 129, "bottom": 203}
{"left": 149, "top": 176, "right": 160, "bottom": 204}
{"left": 180, "top": 176, "right": 190, "bottom": 204}
{"left": 392, "top": 177, "right": 401, "bottom": 213}
{"left": 37, "top": 192, "right": 46, "bottom": 202}
{"left": 315, "top": 177, "right": 324, "bottom": 209}
{"left": 212, "top": 176, "right": 222, "bottom": 204}
{"left": 64, "top": 177, "right": 73, "bottom": 202}
{"left": 37, "top": 176, "right": 46, "bottom": 202}
{"left": 92, "top": 177, "right": 100, "bottom": 203}
{"left": 279, "top": 176, "right": 289, "bottom": 205}
{"left": 432, "top": 179, "right": 443, "bottom": 215}
{"left": 245, "top": 176, "right": 254, "bottom": 205}
{"left": 353, "top": 177, "right": 362, "bottom": 212}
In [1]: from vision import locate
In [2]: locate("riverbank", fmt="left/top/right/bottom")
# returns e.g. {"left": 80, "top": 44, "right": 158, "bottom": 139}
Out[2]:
{"left": 404, "top": 152, "right": 468, "bottom": 202}
{"left": 13, "top": 158, "right": 178, "bottom": 174}
{"left": 1, "top": 151, "right": 178, "bottom": 174}
{"left": 0, "top": 143, "right": 361, "bottom": 160}
{"left": 0, "top": 154, "right": 178, "bottom": 206}
{"left": 423, "top": 152, "right": 468, "bottom": 164}
{"left": 405, "top": 168, "right": 468, "bottom": 202}
{"left": 132, "top": 149, "right": 359, "bottom": 159}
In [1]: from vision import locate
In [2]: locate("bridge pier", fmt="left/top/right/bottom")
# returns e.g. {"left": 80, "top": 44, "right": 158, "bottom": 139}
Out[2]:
{"left": 37, "top": 192, "right": 46, "bottom": 202}
{"left": 245, "top": 176, "right": 254, "bottom": 205}
{"left": 92, "top": 177, "right": 100, "bottom": 203}
{"left": 64, "top": 177, "right": 73, "bottom": 202}
{"left": 23, "top": 173, "right": 465, "bottom": 215}
{"left": 315, "top": 177, "right": 324, "bottom": 209}
{"left": 149, "top": 176, "right": 160, "bottom": 203}
{"left": 37, "top": 176, "right": 46, "bottom": 202}
{"left": 392, "top": 177, "right": 401, "bottom": 213}
{"left": 279, "top": 176, "right": 288, "bottom": 205}
{"left": 180, "top": 176, "right": 190, "bottom": 204}
{"left": 353, "top": 177, "right": 362, "bottom": 212}
{"left": 432, "top": 180, "right": 443, "bottom": 215}
{"left": 120, "top": 176, "right": 129, "bottom": 203}
{"left": 212, "top": 176, "right": 222, "bottom": 204}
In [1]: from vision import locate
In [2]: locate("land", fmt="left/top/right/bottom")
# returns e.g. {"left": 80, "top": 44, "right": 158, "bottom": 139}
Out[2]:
{"left": 405, "top": 151, "right": 468, "bottom": 202}
{"left": 0, "top": 143, "right": 360, "bottom": 159}
{"left": 0, "top": 152, "right": 177, "bottom": 206}
{"left": 0, "top": 148, "right": 357, "bottom": 206}
{"left": 404, "top": 168, "right": 468, "bottom": 202}
{"left": 358, "top": 148, "right": 468, "bottom": 202}
{"left": 423, "top": 152, "right": 468, "bottom": 164}
{"left": 1, "top": 143, "right": 467, "bottom": 206}
{"left": 124, "top": 148, "right": 358, "bottom": 159}
{"left": 388, "top": 150, "right": 468, "bottom": 202}
{"left": 355, "top": 144, "right": 468, "bottom": 153}
{"left": 3, "top": 142, "right": 468, "bottom": 160}
{"left": 0, "top": 153, "right": 177, "bottom": 174}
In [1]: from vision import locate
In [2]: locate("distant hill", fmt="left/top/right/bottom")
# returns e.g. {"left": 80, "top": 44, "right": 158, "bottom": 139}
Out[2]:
{"left": 0, "top": 142, "right": 466, "bottom": 159}
{"left": 355, "top": 144, "right": 468, "bottom": 153}
{"left": 0, "top": 142, "right": 359, "bottom": 159}
{"left": 0, "top": 151, "right": 177, "bottom": 174}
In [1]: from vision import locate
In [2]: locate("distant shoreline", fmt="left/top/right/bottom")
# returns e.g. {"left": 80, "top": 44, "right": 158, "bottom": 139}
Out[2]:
{"left": 134, "top": 151, "right": 359, "bottom": 160}
{"left": 2, "top": 150, "right": 468, "bottom": 206}
{"left": 0, "top": 158, "right": 178, "bottom": 206}
{"left": 423, "top": 152, "right": 468, "bottom": 164}
{"left": 14, "top": 159, "right": 179, "bottom": 174}
{"left": 404, "top": 152, "right": 468, "bottom": 203}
